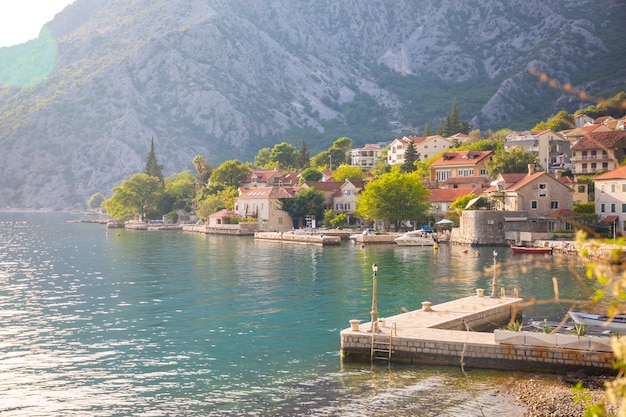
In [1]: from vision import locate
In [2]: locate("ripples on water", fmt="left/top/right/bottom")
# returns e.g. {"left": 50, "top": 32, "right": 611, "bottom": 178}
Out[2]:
{"left": 0, "top": 214, "right": 594, "bottom": 416}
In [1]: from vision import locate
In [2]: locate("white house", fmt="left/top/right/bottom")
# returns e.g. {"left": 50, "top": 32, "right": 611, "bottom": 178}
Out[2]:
{"left": 387, "top": 135, "right": 455, "bottom": 166}
{"left": 594, "top": 165, "right": 626, "bottom": 235}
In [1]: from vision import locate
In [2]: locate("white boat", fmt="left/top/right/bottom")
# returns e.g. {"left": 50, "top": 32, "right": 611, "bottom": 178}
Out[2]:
{"left": 349, "top": 228, "right": 374, "bottom": 240}
{"left": 394, "top": 229, "right": 437, "bottom": 246}
{"left": 569, "top": 311, "right": 626, "bottom": 331}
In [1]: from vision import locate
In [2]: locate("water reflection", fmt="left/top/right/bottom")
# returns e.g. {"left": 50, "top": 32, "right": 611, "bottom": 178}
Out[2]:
{"left": 0, "top": 213, "right": 603, "bottom": 416}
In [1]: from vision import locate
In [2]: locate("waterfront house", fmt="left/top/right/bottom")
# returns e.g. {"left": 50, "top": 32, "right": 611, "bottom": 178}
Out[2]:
{"left": 208, "top": 209, "right": 241, "bottom": 227}
{"left": 429, "top": 150, "right": 492, "bottom": 189}
{"left": 333, "top": 179, "right": 365, "bottom": 218}
{"left": 486, "top": 165, "right": 574, "bottom": 218}
{"left": 594, "top": 165, "right": 626, "bottom": 235}
{"left": 571, "top": 131, "right": 626, "bottom": 175}
{"left": 558, "top": 175, "right": 588, "bottom": 204}
{"left": 234, "top": 186, "right": 294, "bottom": 230}
{"left": 387, "top": 135, "right": 455, "bottom": 166}
{"left": 300, "top": 181, "right": 343, "bottom": 211}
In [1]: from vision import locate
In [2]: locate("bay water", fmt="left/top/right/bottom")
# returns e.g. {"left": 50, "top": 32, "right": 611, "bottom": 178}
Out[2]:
{"left": 0, "top": 213, "right": 596, "bottom": 416}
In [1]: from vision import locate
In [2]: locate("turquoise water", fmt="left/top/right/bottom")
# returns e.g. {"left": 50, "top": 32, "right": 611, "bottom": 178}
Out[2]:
{"left": 0, "top": 213, "right": 594, "bottom": 416}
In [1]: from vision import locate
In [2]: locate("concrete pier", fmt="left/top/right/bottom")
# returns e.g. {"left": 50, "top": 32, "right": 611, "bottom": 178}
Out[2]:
{"left": 341, "top": 295, "right": 615, "bottom": 374}
{"left": 255, "top": 231, "right": 341, "bottom": 246}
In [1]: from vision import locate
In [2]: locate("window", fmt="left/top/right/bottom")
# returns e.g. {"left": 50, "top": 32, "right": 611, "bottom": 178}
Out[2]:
{"left": 578, "top": 185, "right": 586, "bottom": 193}
{"left": 601, "top": 185, "right": 605, "bottom": 193}
{"left": 612, "top": 203, "right": 616, "bottom": 213}
{"left": 622, "top": 203, "right": 626, "bottom": 213}
{"left": 436, "top": 170, "right": 450, "bottom": 181}
{"left": 538, "top": 184, "right": 547, "bottom": 196}
{"left": 531, "top": 200, "right": 538, "bottom": 209}
{"left": 601, "top": 203, "right": 605, "bottom": 213}
{"left": 550, "top": 201, "right": 559, "bottom": 209}
{"left": 480, "top": 168, "right": 487, "bottom": 176}
{"left": 611, "top": 184, "right": 616, "bottom": 193}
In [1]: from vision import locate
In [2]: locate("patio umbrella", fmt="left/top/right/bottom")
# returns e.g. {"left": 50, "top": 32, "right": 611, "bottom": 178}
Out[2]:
{"left": 436, "top": 219, "right": 453, "bottom": 225}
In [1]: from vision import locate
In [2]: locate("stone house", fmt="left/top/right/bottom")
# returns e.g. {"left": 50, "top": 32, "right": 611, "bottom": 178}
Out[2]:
{"left": 487, "top": 165, "right": 574, "bottom": 218}
{"left": 571, "top": 131, "right": 626, "bottom": 175}
{"left": 387, "top": 135, "right": 455, "bottom": 166}
{"left": 594, "top": 165, "right": 626, "bottom": 235}
{"left": 234, "top": 186, "right": 294, "bottom": 230}
{"left": 429, "top": 150, "right": 492, "bottom": 189}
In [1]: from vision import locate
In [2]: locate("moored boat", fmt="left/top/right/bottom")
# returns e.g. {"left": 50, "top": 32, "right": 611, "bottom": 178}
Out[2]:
{"left": 570, "top": 311, "right": 626, "bottom": 331}
{"left": 394, "top": 229, "right": 436, "bottom": 246}
{"left": 511, "top": 246, "right": 553, "bottom": 254}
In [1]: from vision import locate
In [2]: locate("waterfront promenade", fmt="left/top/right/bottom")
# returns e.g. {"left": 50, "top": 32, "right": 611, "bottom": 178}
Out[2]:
{"left": 341, "top": 294, "right": 615, "bottom": 374}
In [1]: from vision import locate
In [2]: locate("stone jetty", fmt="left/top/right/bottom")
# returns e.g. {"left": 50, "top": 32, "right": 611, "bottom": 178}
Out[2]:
{"left": 341, "top": 294, "right": 615, "bottom": 374}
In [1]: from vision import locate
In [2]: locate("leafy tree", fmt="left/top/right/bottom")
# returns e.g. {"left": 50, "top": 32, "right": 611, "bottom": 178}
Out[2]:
{"left": 333, "top": 165, "right": 363, "bottom": 182}
{"left": 311, "top": 150, "right": 331, "bottom": 169}
{"left": 296, "top": 139, "right": 310, "bottom": 169}
{"left": 311, "top": 137, "right": 353, "bottom": 169}
{"left": 486, "top": 147, "right": 542, "bottom": 177}
{"left": 574, "top": 91, "right": 626, "bottom": 119}
{"left": 279, "top": 187, "right": 325, "bottom": 228}
{"left": 356, "top": 170, "right": 431, "bottom": 230}
{"left": 210, "top": 160, "right": 252, "bottom": 188}
{"left": 300, "top": 167, "right": 323, "bottom": 182}
{"left": 323, "top": 210, "right": 348, "bottom": 228}
{"left": 165, "top": 171, "right": 195, "bottom": 211}
{"left": 533, "top": 110, "right": 575, "bottom": 131}
{"left": 270, "top": 142, "right": 298, "bottom": 169}
{"left": 144, "top": 137, "right": 164, "bottom": 180}
{"left": 195, "top": 197, "right": 224, "bottom": 221}
{"left": 450, "top": 193, "right": 488, "bottom": 213}
{"left": 254, "top": 148, "right": 273, "bottom": 168}
{"left": 87, "top": 192, "right": 105, "bottom": 209}
{"left": 103, "top": 173, "right": 164, "bottom": 221}
{"left": 401, "top": 141, "right": 420, "bottom": 173}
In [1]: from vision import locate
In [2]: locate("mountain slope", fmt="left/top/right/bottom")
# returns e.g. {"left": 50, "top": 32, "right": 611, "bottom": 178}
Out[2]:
{"left": 0, "top": 0, "right": 624, "bottom": 209}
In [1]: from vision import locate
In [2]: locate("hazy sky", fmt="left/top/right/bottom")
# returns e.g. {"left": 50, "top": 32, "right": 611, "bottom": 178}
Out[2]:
{"left": 0, "top": 0, "right": 75, "bottom": 48}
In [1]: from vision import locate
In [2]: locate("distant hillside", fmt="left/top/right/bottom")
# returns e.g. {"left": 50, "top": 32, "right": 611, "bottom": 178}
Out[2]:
{"left": 0, "top": 0, "right": 624, "bottom": 209}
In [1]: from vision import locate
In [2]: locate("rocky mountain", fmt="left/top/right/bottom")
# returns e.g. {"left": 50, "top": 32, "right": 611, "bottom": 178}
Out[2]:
{"left": 0, "top": 0, "right": 624, "bottom": 210}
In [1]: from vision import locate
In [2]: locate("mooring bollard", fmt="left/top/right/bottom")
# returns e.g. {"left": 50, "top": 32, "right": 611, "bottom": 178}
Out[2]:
{"left": 476, "top": 288, "right": 485, "bottom": 297}
{"left": 349, "top": 319, "right": 361, "bottom": 331}
{"left": 422, "top": 301, "right": 432, "bottom": 311}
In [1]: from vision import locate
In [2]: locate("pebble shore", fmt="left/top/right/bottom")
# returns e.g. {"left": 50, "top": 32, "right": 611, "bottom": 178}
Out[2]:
{"left": 502, "top": 374, "right": 619, "bottom": 416}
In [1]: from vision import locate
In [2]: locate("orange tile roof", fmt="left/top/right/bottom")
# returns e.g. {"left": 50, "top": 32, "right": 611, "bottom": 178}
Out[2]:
{"left": 432, "top": 150, "right": 493, "bottom": 166}
{"left": 595, "top": 165, "right": 626, "bottom": 180}
{"left": 429, "top": 188, "right": 476, "bottom": 202}
{"left": 572, "top": 131, "right": 626, "bottom": 150}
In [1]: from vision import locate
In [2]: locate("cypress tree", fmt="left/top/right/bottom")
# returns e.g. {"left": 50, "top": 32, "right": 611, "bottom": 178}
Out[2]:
{"left": 144, "top": 137, "right": 164, "bottom": 180}
{"left": 401, "top": 140, "right": 419, "bottom": 173}
{"left": 296, "top": 139, "right": 310, "bottom": 169}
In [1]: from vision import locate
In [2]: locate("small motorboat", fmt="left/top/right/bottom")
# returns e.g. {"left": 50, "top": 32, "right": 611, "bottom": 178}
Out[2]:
{"left": 511, "top": 246, "right": 553, "bottom": 254}
{"left": 570, "top": 311, "right": 626, "bottom": 331}
{"left": 394, "top": 229, "right": 436, "bottom": 246}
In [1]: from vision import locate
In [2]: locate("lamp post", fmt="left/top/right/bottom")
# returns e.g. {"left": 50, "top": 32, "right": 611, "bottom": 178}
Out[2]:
{"left": 370, "top": 263, "right": 378, "bottom": 333}
{"left": 491, "top": 250, "right": 498, "bottom": 298}
{"left": 329, "top": 155, "right": 332, "bottom": 170}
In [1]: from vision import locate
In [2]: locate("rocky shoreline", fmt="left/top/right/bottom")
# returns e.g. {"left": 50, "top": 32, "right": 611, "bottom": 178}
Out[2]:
{"left": 502, "top": 374, "right": 619, "bottom": 416}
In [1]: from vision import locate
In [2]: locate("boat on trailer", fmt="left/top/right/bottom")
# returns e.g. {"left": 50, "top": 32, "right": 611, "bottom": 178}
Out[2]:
{"left": 570, "top": 311, "right": 626, "bottom": 331}
{"left": 511, "top": 246, "right": 553, "bottom": 254}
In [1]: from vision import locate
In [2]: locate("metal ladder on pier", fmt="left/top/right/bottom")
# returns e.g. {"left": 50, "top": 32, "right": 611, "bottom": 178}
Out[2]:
{"left": 370, "top": 323, "right": 396, "bottom": 361}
